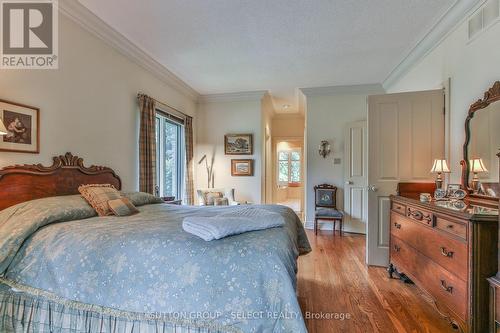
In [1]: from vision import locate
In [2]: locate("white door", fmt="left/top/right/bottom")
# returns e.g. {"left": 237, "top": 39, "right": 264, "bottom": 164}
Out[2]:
{"left": 344, "top": 121, "right": 368, "bottom": 234}
{"left": 367, "top": 90, "right": 444, "bottom": 267}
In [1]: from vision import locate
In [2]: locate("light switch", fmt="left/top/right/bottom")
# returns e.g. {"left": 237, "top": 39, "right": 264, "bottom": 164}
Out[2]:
{"left": 334, "top": 158, "right": 341, "bottom": 165}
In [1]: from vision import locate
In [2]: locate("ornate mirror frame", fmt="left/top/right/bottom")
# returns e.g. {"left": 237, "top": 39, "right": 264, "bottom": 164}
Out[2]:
{"left": 461, "top": 81, "right": 500, "bottom": 205}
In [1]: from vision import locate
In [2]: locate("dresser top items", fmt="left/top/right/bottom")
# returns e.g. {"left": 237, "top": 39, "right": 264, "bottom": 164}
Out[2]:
{"left": 392, "top": 194, "right": 498, "bottom": 220}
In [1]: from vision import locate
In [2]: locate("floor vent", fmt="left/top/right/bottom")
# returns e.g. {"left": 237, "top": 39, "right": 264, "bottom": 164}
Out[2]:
{"left": 468, "top": 0, "right": 500, "bottom": 40}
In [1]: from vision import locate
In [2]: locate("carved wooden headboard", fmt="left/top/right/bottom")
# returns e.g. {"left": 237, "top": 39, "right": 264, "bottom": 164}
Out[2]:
{"left": 0, "top": 152, "right": 122, "bottom": 211}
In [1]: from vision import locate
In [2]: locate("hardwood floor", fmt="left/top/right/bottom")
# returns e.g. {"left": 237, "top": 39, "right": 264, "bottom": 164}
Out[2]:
{"left": 297, "top": 230, "right": 455, "bottom": 333}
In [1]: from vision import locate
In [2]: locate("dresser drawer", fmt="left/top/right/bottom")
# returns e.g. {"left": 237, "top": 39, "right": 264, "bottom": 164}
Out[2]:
{"left": 435, "top": 217, "right": 467, "bottom": 240}
{"left": 391, "top": 201, "right": 406, "bottom": 216}
{"left": 497, "top": 289, "right": 500, "bottom": 328}
{"left": 406, "top": 205, "right": 434, "bottom": 227}
{"left": 391, "top": 237, "right": 467, "bottom": 320}
{"left": 391, "top": 212, "right": 468, "bottom": 281}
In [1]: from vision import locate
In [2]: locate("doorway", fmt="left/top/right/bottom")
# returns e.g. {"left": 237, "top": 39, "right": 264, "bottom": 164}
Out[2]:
{"left": 273, "top": 137, "right": 305, "bottom": 220}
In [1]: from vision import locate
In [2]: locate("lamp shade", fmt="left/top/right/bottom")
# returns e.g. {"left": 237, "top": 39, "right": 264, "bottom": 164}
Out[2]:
{"left": 430, "top": 159, "right": 451, "bottom": 173}
{"left": 0, "top": 119, "right": 7, "bottom": 136}
{"left": 470, "top": 158, "right": 488, "bottom": 173}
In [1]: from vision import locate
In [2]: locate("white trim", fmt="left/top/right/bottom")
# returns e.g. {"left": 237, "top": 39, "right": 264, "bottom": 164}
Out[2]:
{"left": 300, "top": 84, "right": 384, "bottom": 97}
{"left": 304, "top": 221, "right": 366, "bottom": 235}
{"left": 59, "top": 0, "right": 199, "bottom": 100}
{"left": 383, "top": 0, "right": 482, "bottom": 90}
{"left": 198, "top": 91, "right": 268, "bottom": 103}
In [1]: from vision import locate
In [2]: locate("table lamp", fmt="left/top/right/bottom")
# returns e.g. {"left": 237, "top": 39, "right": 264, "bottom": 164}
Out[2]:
{"left": 470, "top": 158, "right": 488, "bottom": 192}
{"left": 430, "top": 159, "right": 450, "bottom": 189}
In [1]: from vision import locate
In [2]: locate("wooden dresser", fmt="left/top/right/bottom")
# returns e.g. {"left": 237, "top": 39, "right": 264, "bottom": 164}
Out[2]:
{"left": 389, "top": 195, "right": 498, "bottom": 333}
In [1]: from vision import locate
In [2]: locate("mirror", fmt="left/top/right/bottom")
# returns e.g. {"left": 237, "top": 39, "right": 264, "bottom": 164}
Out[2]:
{"left": 463, "top": 81, "right": 500, "bottom": 198}
{"left": 468, "top": 102, "right": 500, "bottom": 196}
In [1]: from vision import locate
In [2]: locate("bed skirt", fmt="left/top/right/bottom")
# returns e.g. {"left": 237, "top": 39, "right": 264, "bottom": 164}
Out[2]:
{"left": 0, "top": 281, "right": 239, "bottom": 333}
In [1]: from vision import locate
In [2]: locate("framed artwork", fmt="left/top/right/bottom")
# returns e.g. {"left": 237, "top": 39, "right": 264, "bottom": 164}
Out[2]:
{"left": 225, "top": 134, "right": 253, "bottom": 155}
{"left": 231, "top": 159, "right": 254, "bottom": 176}
{"left": 0, "top": 99, "right": 40, "bottom": 153}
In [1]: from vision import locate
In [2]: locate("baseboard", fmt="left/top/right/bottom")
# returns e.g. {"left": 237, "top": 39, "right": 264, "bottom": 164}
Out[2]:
{"left": 304, "top": 221, "right": 366, "bottom": 235}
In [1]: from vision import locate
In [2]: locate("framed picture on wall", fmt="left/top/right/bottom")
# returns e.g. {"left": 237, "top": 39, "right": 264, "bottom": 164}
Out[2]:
{"left": 0, "top": 99, "right": 40, "bottom": 153}
{"left": 231, "top": 159, "right": 254, "bottom": 176}
{"left": 225, "top": 134, "right": 253, "bottom": 155}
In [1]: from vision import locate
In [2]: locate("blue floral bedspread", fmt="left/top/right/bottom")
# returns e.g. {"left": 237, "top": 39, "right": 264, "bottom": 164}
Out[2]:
{"left": 0, "top": 194, "right": 311, "bottom": 333}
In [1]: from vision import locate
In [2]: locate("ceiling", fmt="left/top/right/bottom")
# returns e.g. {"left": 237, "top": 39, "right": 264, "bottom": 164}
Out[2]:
{"left": 79, "top": 0, "right": 456, "bottom": 112}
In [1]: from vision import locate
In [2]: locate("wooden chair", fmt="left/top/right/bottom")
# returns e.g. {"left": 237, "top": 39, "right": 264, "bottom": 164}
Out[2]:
{"left": 314, "top": 184, "right": 344, "bottom": 236}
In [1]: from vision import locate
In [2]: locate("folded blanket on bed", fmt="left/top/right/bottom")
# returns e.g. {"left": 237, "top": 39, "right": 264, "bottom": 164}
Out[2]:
{"left": 182, "top": 207, "right": 286, "bottom": 241}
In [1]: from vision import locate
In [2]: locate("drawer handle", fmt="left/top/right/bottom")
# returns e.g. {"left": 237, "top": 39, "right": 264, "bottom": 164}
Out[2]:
{"left": 446, "top": 224, "right": 454, "bottom": 229}
{"left": 407, "top": 208, "right": 432, "bottom": 223}
{"left": 440, "top": 247, "right": 454, "bottom": 258}
{"left": 408, "top": 208, "right": 423, "bottom": 220}
{"left": 393, "top": 245, "right": 401, "bottom": 252}
{"left": 393, "top": 222, "right": 401, "bottom": 229}
{"left": 440, "top": 280, "right": 453, "bottom": 294}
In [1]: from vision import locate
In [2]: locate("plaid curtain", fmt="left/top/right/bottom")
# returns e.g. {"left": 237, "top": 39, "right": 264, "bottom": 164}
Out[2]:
{"left": 184, "top": 115, "right": 194, "bottom": 205}
{"left": 138, "top": 94, "right": 156, "bottom": 195}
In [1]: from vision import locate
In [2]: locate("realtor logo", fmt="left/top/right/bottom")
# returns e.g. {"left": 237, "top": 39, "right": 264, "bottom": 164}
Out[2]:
{"left": 1, "top": 0, "right": 58, "bottom": 69}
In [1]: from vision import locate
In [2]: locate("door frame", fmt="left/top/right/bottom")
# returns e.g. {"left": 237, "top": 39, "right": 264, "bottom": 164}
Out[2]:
{"left": 343, "top": 120, "right": 368, "bottom": 234}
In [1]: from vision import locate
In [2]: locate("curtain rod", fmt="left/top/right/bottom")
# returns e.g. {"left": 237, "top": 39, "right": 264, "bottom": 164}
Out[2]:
{"left": 137, "top": 92, "right": 190, "bottom": 119}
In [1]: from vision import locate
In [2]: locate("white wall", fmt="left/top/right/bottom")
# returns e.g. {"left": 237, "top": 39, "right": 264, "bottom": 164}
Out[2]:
{"left": 0, "top": 15, "right": 197, "bottom": 191}
{"left": 303, "top": 91, "right": 381, "bottom": 232}
{"left": 196, "top": 98, "right": 263, "bottom": 204}
{"left": 385, "top": 15, "right": 500, "bottom": 183}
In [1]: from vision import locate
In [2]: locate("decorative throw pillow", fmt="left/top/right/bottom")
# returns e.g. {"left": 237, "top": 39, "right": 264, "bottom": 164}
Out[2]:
{"left": 214, "top": 197, "right": 229, "bottom": 206}
{"left": 121, "top": 192, "right": 164, "bottom": 207}
{"left": 204, "top": 191, "right": 223, "bottom": 205}
{"left": 108, "top": 198, "right": 139, "bottom": 216}
{"left": 78, "top": 184, "right": 122, "bottom": 216}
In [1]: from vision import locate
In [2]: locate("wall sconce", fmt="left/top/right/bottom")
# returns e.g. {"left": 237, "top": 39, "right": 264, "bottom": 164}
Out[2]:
{"left": 430, "top": 159, "right": 450, "bottom": 189}
{"left": 318, "top": 140, "right": 331, "bottom": 158}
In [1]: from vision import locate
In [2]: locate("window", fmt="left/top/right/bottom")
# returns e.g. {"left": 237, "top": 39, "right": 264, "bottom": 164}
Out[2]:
{"left": 278, "top": 149, "right": 301, "bottom": 186}
{"left": 155, "top": 112, "right": 184, "bottom": 199}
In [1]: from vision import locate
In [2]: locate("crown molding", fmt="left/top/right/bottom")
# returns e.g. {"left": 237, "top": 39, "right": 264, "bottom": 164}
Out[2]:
{"left": 59, "top": 0, "right": 199, "bottom": 100}
{"left": 383, "top": 0, "right": 481, "bottom": 90}
{"left": 300, "top": 84, "right": 384, "bottom": 96}
{"left": 198, "top": 90, "right": 268, "bottom": 104}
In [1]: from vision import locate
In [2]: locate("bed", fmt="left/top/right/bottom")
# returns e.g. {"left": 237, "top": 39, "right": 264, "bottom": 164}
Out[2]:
{"left": 0, "top": 153, "right": 311, "bottom": 333}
